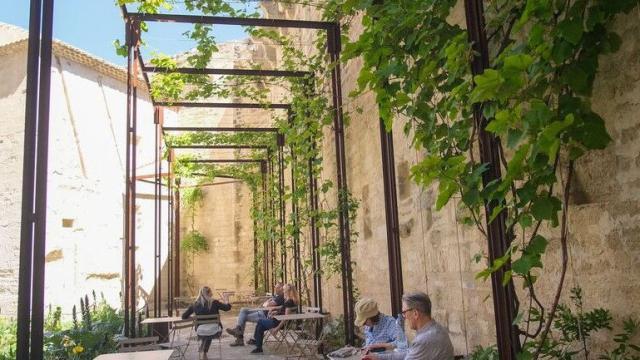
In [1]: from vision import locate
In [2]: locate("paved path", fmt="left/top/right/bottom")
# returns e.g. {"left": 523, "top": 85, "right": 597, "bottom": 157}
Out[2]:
{"left": 178, "top": 309, "right": 289, "bottom": 360}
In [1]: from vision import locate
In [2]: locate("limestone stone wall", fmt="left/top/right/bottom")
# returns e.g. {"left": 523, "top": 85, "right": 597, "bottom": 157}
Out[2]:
{"left": 259, "top": 2, "right": 640, "bottom": 354}
{"left": 0, "top": 24, "right": 172, "bottom": 317}
{"left": 173, "top": 42, "right": 275, "bottom": 298}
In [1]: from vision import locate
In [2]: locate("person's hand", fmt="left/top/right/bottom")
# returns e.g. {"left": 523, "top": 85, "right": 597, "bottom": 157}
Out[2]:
{"left": 362, "top": 343, "right": 389, "bottom": 354}
{"left": 361, "top": 354, "right": 380, "bottom": 360}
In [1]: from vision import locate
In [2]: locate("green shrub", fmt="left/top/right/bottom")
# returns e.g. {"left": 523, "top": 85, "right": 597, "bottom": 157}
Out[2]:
{"left": 0, "top": 318, "right": 16, "bottom": 360}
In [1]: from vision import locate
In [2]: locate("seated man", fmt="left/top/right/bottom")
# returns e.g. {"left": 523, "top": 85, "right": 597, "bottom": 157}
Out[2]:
{"left": 363, "top": 292, "right": 454, "bottom": 360}
{"left": 226, "top": 282, "right": 285, "bottom": 346}
{"left": 354, "top": 298, "right": 404, "bottom": 353}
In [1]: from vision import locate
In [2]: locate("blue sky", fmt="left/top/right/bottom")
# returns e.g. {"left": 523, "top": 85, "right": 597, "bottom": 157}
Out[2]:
{"left": 1, "top": 0, "right": 253, "bottom": 66}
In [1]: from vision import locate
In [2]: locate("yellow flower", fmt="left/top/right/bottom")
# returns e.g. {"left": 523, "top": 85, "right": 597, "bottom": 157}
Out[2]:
{"left": 72, "top": 345, "right": 84, "bottom": 354}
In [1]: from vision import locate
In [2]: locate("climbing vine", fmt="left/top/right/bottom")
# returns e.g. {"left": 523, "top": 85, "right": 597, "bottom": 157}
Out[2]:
{"left": 322, "top": 0, "right": 639, "bottom": 357}
{"left": 115, "top": 0, "right": 363, "bottom": 303}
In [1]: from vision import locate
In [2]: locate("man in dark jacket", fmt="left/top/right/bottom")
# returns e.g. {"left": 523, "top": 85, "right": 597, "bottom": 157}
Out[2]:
{"left": 226, "top": 282, "right": 284, "bottom": 346}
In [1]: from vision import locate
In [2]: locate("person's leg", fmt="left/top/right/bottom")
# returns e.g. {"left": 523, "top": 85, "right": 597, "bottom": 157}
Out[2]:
{"left": 203, "top": 336, "right": 213, "bottom": 353}
{"left": 243, "top": 310, "right": 265, "bottom": 331}
{"left": 236, "top": 308, "right": 256, "bottom": 328}
{"left": 252, "top": 319, "right": 277, "bottom": 352}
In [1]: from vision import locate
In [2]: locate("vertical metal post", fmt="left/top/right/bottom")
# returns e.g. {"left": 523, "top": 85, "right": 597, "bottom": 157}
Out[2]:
{"left": 16, "top": 0, "right": 42, "bottom": 357}
{"left": 128, "top": 20, "right": 140, "bottom": 336}
{"left": 174, "top": 179, "right": 181, "bottom": 312}
{"left": 327, "top": 24, "right": 355, "bottom": 345}
{"left": 123, "top": 17, "right": 132, "bottom": 338}
{"left": 269, "top": 153, "right": 277, "bottom": 289}
{"left": 303, "top": 79, "right": 323, "bottom": 311}
{"left": 370, "top": 0, "right": 404, "bottom": 317}
{"left": 261, "top": 165, "right": 269, "bottom": 293}
{"left": 157, "top": 108, "right": 162, "bottom": 316}
{"left": 17, "top": 0, "right": 54, "bottom": 358}
{"left": 167, "top": 150, "right": 173, "bottom": 315}
{"left": 379, "top": 122, "right": 403, "bottom": 316}
{"left": 153, "top": 107, "right": 159, "bottom": 317}
{"left": 287, "top": 124, "right": 302, "bottom": 308}
{"left": 464, "top": 1, "right": 520, "bottom": 359}
{"left": 277, "top": 135, "right": 287, "bottom": 283}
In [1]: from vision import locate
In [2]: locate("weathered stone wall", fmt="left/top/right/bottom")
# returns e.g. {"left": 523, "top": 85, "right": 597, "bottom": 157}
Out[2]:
{"left": 174, "top": 42, "right": 273, "bottom": 298}
{"left": 259, "top": 2, "right": 640, "bottom": 354}
{"left": 0, "top": 24, "right": 172, "bottom": 317}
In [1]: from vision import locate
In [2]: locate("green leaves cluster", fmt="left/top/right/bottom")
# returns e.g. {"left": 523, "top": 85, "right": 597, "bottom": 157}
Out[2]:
{"left": 325, "top": 0, "right": 636, "bottom": 352}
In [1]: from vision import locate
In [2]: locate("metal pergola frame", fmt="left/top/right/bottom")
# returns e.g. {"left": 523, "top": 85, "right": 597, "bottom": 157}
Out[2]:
{"left": 16, "top": 1, "right": 419, "bottom": 357}
{"left": 118, "top": 7, "right": 363, "bottom": 342}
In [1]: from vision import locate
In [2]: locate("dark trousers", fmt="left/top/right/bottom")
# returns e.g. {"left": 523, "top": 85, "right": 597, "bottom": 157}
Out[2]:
{"left": 253, "top": 318, "right": 279, "bottom": 349}
{"left": 198, "top": 333, "right": 220, "bottom": 353}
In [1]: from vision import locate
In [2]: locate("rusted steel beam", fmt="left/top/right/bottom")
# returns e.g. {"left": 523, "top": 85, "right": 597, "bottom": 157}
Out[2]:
{"left": 380, "top": 120, "right": 403, "bottom": 317}
{"left": 144, "top": 66, "right": 309, "bottom": 78}
{"left": 464, "top": 1, "right": 521, "bottom": 359}
{"left": 167, "top": 150, "right": 173, "bottom": 315}
{"left": 17, "top": 0, "right": 43, "bottom": 356}
{"left": 155, "top": 102, "right": 291, "bottom": 109}
{"left": 17, "top": 0, "right": 55, "bottom": 358}
{"left": 184, "top": 159, "right": 264, "bottom": 164}
{"left": 126, "top": 12, "right": 333, "bottom": 30}
{"left": 170, "top": 145, "right": 269, "bottom": 149}
{"left": 327, "top": 23, "right": 356, "bottom": 345}
{"left": 163, "top": 126, "right": 278, "bottom": 132}
{"left": 173, "top": 180, "right": 181, "bottom": 313}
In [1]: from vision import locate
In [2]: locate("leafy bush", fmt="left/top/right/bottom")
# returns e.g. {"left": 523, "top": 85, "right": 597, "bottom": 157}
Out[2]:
{"left": 468, "top": 288, "right": 639, "bottom": 360}
{"left": 42, "top": 292, "right": 122, "bottom": 360}
{"left": 0, "top": 318, "right": 16, "bottom": 360}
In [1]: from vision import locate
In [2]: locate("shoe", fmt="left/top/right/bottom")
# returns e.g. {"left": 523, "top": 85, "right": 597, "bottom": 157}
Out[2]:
{"left": 198, "top": 352, "right": 205, "bottom": 360}
{"left": 230, "top": 337, "right": 244, "bottom": 347}
{"left": 202, "top": 353, "right": 209, "bottom": 360}
{"left": 250, "top": 348, "right": 263, "bottom": 354}
{"left": 226, "top": 325, "right": 242, "bottom": 337}
{"left": 247, "top": 338, "right": 256, "bottom": 345}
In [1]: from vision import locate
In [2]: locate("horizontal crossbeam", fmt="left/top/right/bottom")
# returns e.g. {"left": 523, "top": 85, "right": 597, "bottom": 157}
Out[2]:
{"left": 170, "top": 145, "right": 269, "bottom": 149}
{"left": 163, "top": 127, "right": 278, "bottom": 132}
{"left": 126, "top": 13, "right": 334, "bottom": 30}
{"left": 144, "top": 66, "right": 310, "bottom": 78}
{"left": 156, "top": 102, "right": 290, "bottom": 109}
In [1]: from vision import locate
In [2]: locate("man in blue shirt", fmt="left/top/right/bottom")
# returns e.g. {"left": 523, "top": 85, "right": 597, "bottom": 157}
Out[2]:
{"left": 355, "top": 298, "right": 403, "bottom": 353}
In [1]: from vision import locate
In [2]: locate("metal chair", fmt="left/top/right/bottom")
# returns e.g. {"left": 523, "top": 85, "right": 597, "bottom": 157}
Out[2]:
{"left": 117, "top": 336, "right": 161, "bottom": 353}
{"left": 159, "top": 318, "right": 193, "bottom": 360}
{"left": 194, "top": 314, "right": 223, "bottom": 359}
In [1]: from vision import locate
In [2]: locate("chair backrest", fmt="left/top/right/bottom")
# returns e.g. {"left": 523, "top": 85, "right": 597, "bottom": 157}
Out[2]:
{"left": 117, "top": 336, "right": 160, "bottom": 353}
{"left": 194, "top": 314, "right": 221, "bottom": 326}
{"left": 172, "top": 318, "right": 194, "bottom": 331}
{"left": 303, "top": 306, "right": 321, "bottom": 313}
{"left": 285, "top": 306, "right": 299, "bottom": 315}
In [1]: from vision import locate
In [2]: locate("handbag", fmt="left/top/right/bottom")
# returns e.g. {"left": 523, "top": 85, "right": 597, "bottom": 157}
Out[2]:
{"left": 197, "top": 322, "right": 222, "bottom": 337}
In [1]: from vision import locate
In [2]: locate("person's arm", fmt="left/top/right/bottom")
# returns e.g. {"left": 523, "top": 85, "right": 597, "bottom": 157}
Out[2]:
{"left": 181, "top": 305, "right": 194, "bottom": 320}
{"left": 269, "top": 306, "right": 293, "bottom": 333}
{"left": 215, "top": 300, "right": 232, "bottom": 312}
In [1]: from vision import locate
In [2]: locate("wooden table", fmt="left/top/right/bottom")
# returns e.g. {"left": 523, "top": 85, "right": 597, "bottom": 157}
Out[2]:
{"left": 140, "top": 316, "right": 184, "bottom": 342}
{"left": 94, "top": 350, "right": 175, "bottom": 360}
{"left": 274, "top": 313, "right": 326, "bottom": 359}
